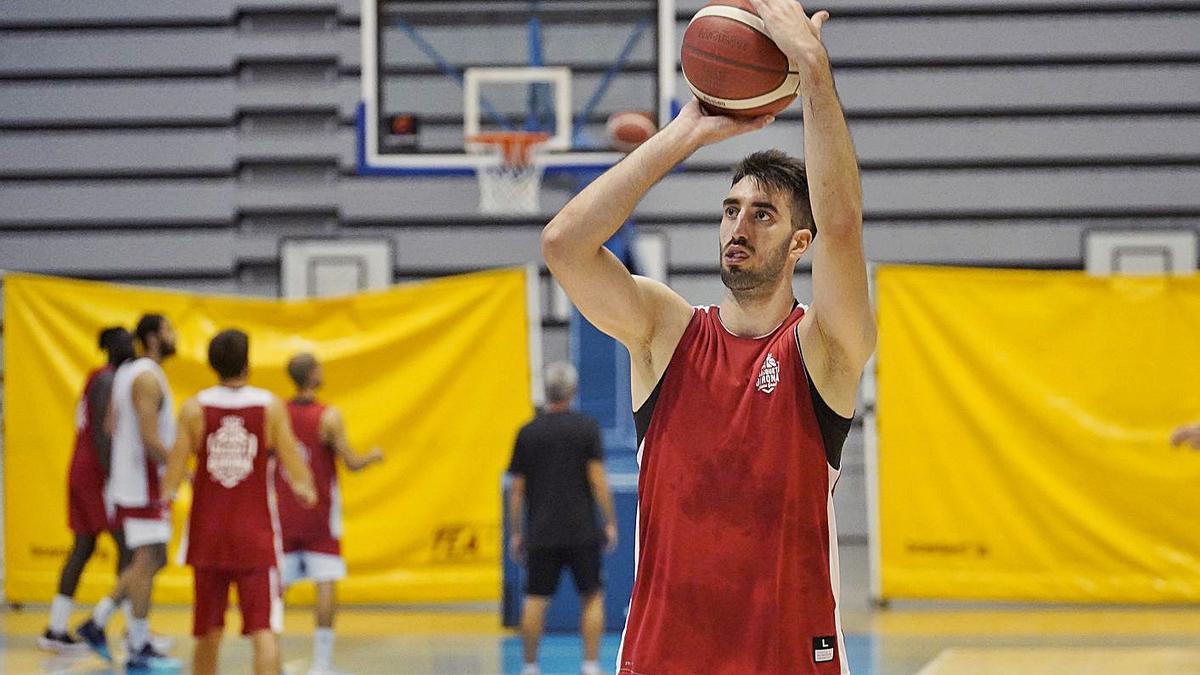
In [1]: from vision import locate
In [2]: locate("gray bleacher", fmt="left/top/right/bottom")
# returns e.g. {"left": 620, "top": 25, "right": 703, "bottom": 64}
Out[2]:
{"left": 2, "top": 0, "right": 1199, "bottom": 539}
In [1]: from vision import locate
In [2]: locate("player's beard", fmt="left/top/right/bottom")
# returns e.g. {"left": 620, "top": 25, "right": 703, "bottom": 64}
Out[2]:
{"left": 159, "top": 338, "right": 177, "bottom": 360}
{"left": 720, "top": 238, "right": 792, "bottom": 296}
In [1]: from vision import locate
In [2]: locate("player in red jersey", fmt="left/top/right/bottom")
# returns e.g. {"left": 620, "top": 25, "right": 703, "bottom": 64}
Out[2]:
{"left": 162, "top": 329, "right": 317, "bottom": 675}
{"left": 277, "top": 353, "right": 382, "bottom": 674}
{"left": 40, "top": 327, "right": 135, "bottom": 653}
{"left": 541, "top": 1, "right": 874, "bottom": 671}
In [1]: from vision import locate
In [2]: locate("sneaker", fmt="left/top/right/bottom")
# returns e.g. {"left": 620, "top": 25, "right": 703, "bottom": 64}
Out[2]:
{"left": 74, "top": 619, "right": 111, "bottom": 661}
{"left": 37, "top": 628, "right": 87, "bottom": 654}
{"left": 124, "top": 642, "right": 182, "bottom": 672}
{"left": 125, "top": 630, "right": 175, "bottom": 655}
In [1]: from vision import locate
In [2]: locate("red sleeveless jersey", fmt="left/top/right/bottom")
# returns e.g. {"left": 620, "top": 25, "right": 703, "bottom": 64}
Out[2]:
{"left": 277, "top": 399, "right": 340, "bottom": 553}
{"left": 185, "top": 385, "right": 279, "bottom": 569}
{"left": 69, "top": 367, "right": 110, "bottom": 485}
{"left": 618, "top": 305, "right": 850, "bottom": 675}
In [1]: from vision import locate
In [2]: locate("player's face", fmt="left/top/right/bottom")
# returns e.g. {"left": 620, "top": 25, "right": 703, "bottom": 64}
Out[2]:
{"left": 719, "top": 178, "right": 799, "bottom": 293}
{"left": 158, "top": 320, "right": 178, "bottom": 359}
{"left": 310, "top": 364, "right": 325, "bottom": 390}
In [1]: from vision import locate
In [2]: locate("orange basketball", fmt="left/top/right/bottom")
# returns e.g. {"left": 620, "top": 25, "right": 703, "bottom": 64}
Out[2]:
{"left": 681, "top": 0, "right": 800, "bottom": 117}
{"left": 606, "top": 111, "right": 658, "bottom": 153}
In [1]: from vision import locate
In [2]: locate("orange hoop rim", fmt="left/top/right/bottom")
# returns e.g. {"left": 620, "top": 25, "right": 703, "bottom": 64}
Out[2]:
{"left": 467, "top": 131, "right": 552, "bottom": 167}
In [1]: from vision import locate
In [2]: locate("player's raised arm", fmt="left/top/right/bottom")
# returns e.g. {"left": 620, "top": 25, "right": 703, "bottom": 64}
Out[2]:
{"left": 542, "top": 102, "right": 770, "bottom": 354}
{"left": 753, "top": 0, "right": 875, "bottom": 414}
{"left": 320, "top": 406, "right": 383, "bottom": 472}
{"left": 161, "top": 398, "right": 203, "bottom": 502}
{"left": 268, "top": 397, "right": 318, "bottom": 507}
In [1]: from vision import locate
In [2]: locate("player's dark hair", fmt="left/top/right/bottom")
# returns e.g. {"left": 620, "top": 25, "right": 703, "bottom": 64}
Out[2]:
{"left": 98, "top": 326, "right": 135, "bottom": 367}
{"left": 731, "top": 150, "right": 817, "bottom": 237}
{"left": 208, "top": 329, "right": 249, "bottom": 380}
{"left": 287, "top": 353, "right": 319, "bottom": 388}
{"left": 134, "top": 313, "right": 166, "bottom": 347}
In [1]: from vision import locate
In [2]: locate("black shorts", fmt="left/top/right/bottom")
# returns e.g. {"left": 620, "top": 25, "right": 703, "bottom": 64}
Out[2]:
{"left": 526, "top": 544, "right": 603, "bottom": 598}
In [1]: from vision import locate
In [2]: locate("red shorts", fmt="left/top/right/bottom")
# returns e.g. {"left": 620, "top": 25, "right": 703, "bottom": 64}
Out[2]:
{"left": 67, "top": 474, "right": 109, "bottom": 536}
{"left": 281, "top": 532, "right": 340, "bottom": 557}
{"left": 192, "top": 566, "right": 281, "bottom": 637}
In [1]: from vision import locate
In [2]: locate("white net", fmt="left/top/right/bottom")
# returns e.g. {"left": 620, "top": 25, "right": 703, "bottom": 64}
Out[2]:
{"left": 476, "top": 158, "right": 546, "bottom": 215}
{"left": 470, "top": 132, "right": 550, "bottom": 215}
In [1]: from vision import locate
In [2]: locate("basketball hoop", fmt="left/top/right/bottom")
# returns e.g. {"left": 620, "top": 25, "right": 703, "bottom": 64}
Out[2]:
{"left": 467, "top": 131, "right": 552, "bottom": 215}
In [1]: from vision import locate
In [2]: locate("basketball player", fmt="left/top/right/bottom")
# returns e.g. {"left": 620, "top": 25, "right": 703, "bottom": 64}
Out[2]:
{"left": 40, "top": 327, "right": 135, "bottom": 653}
{"left": 508, "top": 362, "right": 618, "bottom": 675}
{"left": 161, "top": 329, "right": 318, "bottom": 675}
{"left": 77, "top": 314, "right": 181, "bottom": 670}
{"left": 277, "top": 353, "right": 383, "bottom": 675}
{"left": 541, "top": 2, "right": 873, "bottom": 672}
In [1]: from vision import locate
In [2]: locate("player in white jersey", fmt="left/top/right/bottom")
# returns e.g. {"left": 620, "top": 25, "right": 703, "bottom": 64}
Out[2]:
{"left": 77, "top": 314, "right": 181, "bottom": 671}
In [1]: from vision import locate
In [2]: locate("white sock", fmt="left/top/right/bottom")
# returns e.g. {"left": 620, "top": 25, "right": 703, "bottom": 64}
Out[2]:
{"left": 128, "top": 617, "right": 150, "bottom": 652}
{"left": 521, "top": 664, "right": 540, "bottom": 675}
{"left": 581, "top": 659, "right": 601, "bottom": 675}
{"left": 121, "top": 600, "right": 135, "bottom": 629}
{"left": 92, "top": 597, "right": 116, "bottom": 628}
{"left": 49, "top": 594, "right": 74, "bottom": 633}
{"left": 313, "top": 627, "right": 335, "bottom": 668}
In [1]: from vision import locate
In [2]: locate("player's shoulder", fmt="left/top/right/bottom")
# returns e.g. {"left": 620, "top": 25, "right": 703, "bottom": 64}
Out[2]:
{"left": 178, "top": 396, "right": 204, "bottom": 419}
{"left": 319, "top": 403, "right": 342, "bottom": 424}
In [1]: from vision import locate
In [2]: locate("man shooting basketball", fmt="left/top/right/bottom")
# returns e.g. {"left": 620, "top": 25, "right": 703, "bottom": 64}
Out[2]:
{"left": 542, "top": 2, "right": 873, "bottom": 673}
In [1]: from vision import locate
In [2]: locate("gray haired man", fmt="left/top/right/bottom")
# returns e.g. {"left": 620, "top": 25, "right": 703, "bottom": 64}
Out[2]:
{"left": 507, "top": 362, "right": 618, "bottom": 675}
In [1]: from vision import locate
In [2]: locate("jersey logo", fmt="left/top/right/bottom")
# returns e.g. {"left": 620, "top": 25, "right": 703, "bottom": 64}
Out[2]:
{"left": 755, "top": 353, "right": 781, "bottom": 394}
{"left": 206, "top": 416, "right": 258, "bottom": 488}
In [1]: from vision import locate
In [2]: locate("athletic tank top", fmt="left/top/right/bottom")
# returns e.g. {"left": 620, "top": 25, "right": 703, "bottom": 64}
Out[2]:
{"left": 277, "top": 399, "right": 340, "bottom": 542}
{"left": 618, "top": 305, "right": 852, "bottom": 675}
{"left": 69, "top": 366, "right": 110, "bottom": 483}
{"left": 107, "top": 358, "right": 175, "bottom": 508}
{"left": 184, "top": 385, "right": 278, "bottom": 569}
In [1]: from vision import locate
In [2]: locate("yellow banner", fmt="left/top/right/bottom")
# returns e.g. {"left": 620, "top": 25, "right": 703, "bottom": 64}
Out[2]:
{"left": 877, "top": 266, "right": 1200, "bottom": 603}
{"left": 3, "top": 270, "right": 533, "bottom": 604}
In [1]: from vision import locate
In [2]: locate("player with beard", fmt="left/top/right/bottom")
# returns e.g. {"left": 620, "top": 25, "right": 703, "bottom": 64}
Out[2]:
{"left": 541, "top": 2, "right": 874, "bottom": 672}
{"left": 77, "top": 314, "right": 181, "bottom": 671}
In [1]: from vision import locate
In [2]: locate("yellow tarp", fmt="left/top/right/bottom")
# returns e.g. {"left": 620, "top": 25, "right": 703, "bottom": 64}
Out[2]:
{"left": 3, "top": 270, "right": 533, "bottom": 604}
{"left": 877, "top": 266, "right": 1200, "bottom": 603}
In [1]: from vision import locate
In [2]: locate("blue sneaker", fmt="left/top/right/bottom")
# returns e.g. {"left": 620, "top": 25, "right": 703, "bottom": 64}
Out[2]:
{"left": 74, "top": 619, "right": 110, "bottom": 662}
{"left": 124, "top": 642, "right": 181, "bottom": 672}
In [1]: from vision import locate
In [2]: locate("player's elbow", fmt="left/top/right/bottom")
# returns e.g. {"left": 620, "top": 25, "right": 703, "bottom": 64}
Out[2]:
{"left": 541, "top": 219, "right": 568, "bottom": 269}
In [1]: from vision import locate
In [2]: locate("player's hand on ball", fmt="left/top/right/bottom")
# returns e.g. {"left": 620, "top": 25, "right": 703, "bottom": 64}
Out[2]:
{"left": 748, "top": 0, "right": 831, "bottom": 92}
{"left": 675, "top": 99, "right": 773, "bottom": 147}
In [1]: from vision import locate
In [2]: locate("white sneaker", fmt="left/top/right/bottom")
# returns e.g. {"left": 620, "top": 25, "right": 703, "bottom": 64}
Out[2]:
{"left": 125, "top": 630, "right": 176, "bottom": 654}
{"left": 307, "top": 666, "right": 351, "bottom": 675}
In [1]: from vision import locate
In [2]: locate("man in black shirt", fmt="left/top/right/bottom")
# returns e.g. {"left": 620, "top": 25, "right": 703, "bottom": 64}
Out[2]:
{"left": 508, "top": 362, "right": 618, "bottom": 675}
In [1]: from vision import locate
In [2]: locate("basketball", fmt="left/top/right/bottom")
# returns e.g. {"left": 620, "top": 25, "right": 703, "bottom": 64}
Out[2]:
{"left": 606, "top": 111, "right": 657, "bottom": 153}
{"left": 681, "top": 0, "right": 800, "bottom": 117}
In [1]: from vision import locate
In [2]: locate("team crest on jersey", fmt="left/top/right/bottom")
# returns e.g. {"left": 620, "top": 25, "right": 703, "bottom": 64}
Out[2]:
{"left": 756, "top": 353, "right": 781, "bottom": 394}
{"left": 207, "top": 416, "right": 257, "bottom": 488}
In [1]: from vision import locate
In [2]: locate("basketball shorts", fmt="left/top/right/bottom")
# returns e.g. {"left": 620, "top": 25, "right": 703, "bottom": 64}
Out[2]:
{"left": 114, "top": 505, "right": 171, "bottom": 549}
{"left": 281, "top": 549, "right": 346, "bottom": 586}
{"left": 68, "top": 474, "right": 110, "bottom": 537}
{"left": 526, "top": 544, "right": 603, "bottom": 597}
{"left": 192, "top": 566, "right": 282, "bottom": 637}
